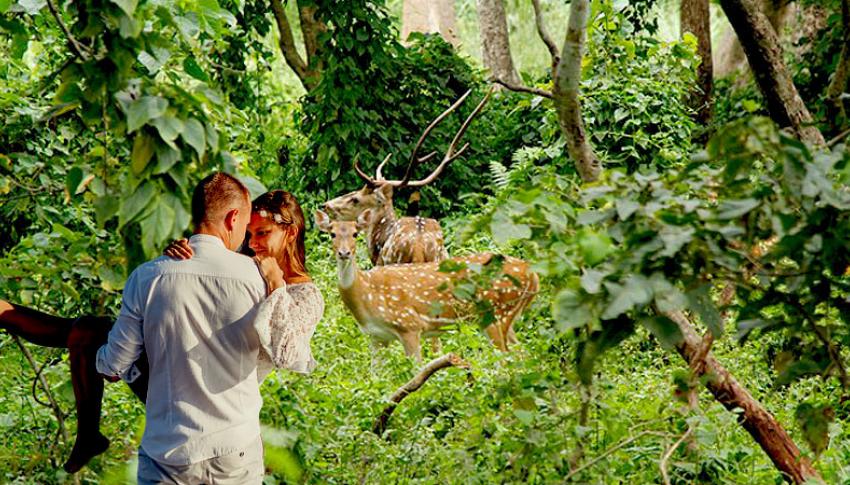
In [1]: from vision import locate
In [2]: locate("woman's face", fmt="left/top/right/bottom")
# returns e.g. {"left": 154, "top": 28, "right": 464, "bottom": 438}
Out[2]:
{"left": 247, "top": 212, "right": 288, "bottom": 259}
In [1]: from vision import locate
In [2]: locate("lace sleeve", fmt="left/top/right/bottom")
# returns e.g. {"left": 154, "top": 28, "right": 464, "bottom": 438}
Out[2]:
{"left": 254, "top": 282, "right": 324, "bottom": 381}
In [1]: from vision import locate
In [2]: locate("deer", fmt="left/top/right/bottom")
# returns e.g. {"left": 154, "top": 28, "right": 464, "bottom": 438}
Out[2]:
{"left": 315, "top": 208, "right": 539, "bottom": 362}
{"left": 322, "top": 88, "right": 492, "bottom": 267}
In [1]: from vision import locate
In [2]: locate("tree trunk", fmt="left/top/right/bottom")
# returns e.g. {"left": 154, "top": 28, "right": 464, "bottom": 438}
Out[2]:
{"left": 552, "top": 0, "right": 601, "bottom": 182}
{"left": 269, "top": 0, "right": 323, "bottom": 91}
{"left": 826, "top": 0, "right": 850, "bottom": 131}
{"left": 680, "top": 0, "right": 713, "bottom": 127}
{"left": 665, "top": 311, "right": 822, "bottom": 484}
{"left": 401, "top": 0, "right": 459, "bottom": 47}
{"left": 476, "top": 0, "right": 521, "bottom": 85}
{"left": 719, "top": 0, "right": 825, "bottom": 145}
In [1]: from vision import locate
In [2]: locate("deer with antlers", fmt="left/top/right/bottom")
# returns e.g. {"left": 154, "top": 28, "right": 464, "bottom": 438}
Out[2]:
{"left": 322, "top": 88, "right": 491, "bottom": 267}
{"left": 315, "top": 209, "right": 538, "bottom": 362}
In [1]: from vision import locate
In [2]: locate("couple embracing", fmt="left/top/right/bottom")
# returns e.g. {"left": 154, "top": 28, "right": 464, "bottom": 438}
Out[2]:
{"left": 2, "top": 172, "right": 323, "bottom": 483}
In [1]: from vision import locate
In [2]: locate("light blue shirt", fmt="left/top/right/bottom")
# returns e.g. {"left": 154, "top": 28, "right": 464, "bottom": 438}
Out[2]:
{"left": 96, "top": 234, "right": 267, "bottom": 465}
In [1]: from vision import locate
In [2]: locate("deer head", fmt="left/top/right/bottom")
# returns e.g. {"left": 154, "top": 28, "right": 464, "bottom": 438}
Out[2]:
{"left": 315, "top": 209, "right": 372, "bottom": 286}
{"left": 323, "top": 87, "right": 493, "bottom": 224}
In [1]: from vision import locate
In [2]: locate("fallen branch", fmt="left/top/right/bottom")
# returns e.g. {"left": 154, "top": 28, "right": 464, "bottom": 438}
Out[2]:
{"left": 660, "top": 426, "right": 694, "bottom": 485}
{"left": 372, "top": 353, "right": 469, "bottom": 436}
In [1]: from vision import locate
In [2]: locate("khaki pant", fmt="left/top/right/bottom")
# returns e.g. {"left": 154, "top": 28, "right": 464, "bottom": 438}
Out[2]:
{"left": 137, "top": 437, "right": 264, "bottom": 485}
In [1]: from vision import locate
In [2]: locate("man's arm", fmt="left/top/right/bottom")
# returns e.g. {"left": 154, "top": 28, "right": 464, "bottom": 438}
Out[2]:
{"left": 96, "top": 271, "right": 145, "bottom": 380}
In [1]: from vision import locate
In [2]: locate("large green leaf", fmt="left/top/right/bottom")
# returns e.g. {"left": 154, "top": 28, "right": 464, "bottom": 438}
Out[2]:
{"left": 110, "top": 0, "right": 137, "bottom": 16}
{"left": 126, "top": 96, "right": 168, "bottom": 133}
{"left": 552, "top": 288, "right": 594, "bottom": 331}
{"left": 490, "top": 210, "right": 531, "bottom": 245}
{"left": 182, "top": 118, "right": 206, "bottom": 159}
{"left": 151, "top": 115, "right": 184, "bottom": 144}
{"left": 602, "top": 275, "right": 653, "bottom": 319}
{"left": 183, "top": 57, "right": 209, "bottom": 82}
{"left": 140, "top": 199, "right": 176, "bottom": 256}
{"left": 640, "top": 316, "right": 684, "bottom": 350}
{"left": 686, "top": 284, "right": 723, "bottom": 337}
{"left": 131, "top": 132, "right": 155, "bottom": 174}
{"left": 119, "top": 182, "right": 156, "bottom": 228}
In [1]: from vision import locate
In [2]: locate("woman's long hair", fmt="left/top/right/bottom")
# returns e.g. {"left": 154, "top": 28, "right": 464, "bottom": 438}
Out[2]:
{"left": 250, "top": 190, "right": 309, "bottom": 279}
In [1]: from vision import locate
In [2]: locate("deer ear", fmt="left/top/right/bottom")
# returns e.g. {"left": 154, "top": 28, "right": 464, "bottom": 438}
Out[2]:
{"left": 356, "top": 209, "right": 373, "bottom": 231}
{"left": 376, "top": 184, "right": 393, "bottom": 204}
{"left": 314, "top": 210, "right": 332, "bottom": 233}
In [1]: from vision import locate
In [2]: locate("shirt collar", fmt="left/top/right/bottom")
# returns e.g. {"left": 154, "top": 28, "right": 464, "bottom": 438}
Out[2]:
{"left": 189, "top": 234, "right": 226, "bottom": 248}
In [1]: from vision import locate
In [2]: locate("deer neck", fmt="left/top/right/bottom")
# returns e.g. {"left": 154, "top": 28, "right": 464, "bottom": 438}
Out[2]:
{"left": 336, "top": 256, "right": 373, "bottom": 322}
{"left": 366, "top": 203, "right": 398, "bottom": 264}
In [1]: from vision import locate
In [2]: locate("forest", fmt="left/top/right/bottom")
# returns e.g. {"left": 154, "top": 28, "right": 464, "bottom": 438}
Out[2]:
{"left": 1, "top": 0, "right": 850, "bottom": 483}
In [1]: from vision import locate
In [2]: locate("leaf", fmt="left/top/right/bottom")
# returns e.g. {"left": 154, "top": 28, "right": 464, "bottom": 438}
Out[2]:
{"left": 659, "top": 226, "right": 695, "bottom": 257}
{"left": 94, "top": 195, "right": 120, "bottom": 227}
{"left": 686, "top": 284, "right": 723, "bottom": 337}
{"left": 602, "top": 275, "right": 653, "bottom": 319}
{"left": 131, "top": 132, "right": 155, "bottom": 175}
{"left": 181, "top": 118, "right": 206, "bottom": 159}
{"left": 140, "top": 199, "right": 176, "bottom": 256}
{"left": 640, "top": 316, "right": 683, "bottom": 350}
{"left": 65, "top": 167, "right": 83, "bottom": 201}
{"left": 126, "top": 96, "right": 168, "bottom": 133}
{"left": 580, "top": 269, "right": 606, "bottom": 294}
{"left": 795, "top": 402, "right": 834, "bottom": 457}
{"left": 98, "top": 265, "right": 126, "bottom": 291}
{"left": 552, "top": 288, "right": 593, "bottom": 331}
{"left": 237, "top": 174, "right": 267, "bottom": 200}
{"left": 615, "top": 198, "right": 639, "bottom": 220}
{"left": 119, "top": 182, "right": 155, "bottom": 228}
{"left": 151, "top": 115, "right": 184, "bottom": 143}
{"left": 438, "top": 260, "right": 467, "bottom": 273}
{"left": 577, "top": 228, "right": 614, "bottom": 267}
{"left": 110, "top": 0, "right": 137, "bottom": 16}
{"left": 715, "top": 198, "right": 760, "bottom": 220}
{"left": 490, "top": 210, "right": 531, "bottom": 245}
{"left": 153, "top": 143, "right": 181, "bottom": 174}
{"left": 183, "top": 57, "right": 209, "bottom": 82}
{"left": 14, "top": 0, "right": 45, "bottom": 15}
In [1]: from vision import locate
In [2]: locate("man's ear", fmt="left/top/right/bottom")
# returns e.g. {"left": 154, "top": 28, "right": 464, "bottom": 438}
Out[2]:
{"left": 314, "top": 209, "right": 333, "bottom": 233}
{"left": 356, "top": 209, "right": 373, "bottom": 231}
{"left": 224, "top": 208, "right": 240, "bottom": 231}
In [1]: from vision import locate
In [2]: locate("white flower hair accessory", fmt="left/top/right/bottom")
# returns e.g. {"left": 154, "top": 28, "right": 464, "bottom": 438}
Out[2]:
{"left": 258, "top": 209, "right": 284, "bottom": 224}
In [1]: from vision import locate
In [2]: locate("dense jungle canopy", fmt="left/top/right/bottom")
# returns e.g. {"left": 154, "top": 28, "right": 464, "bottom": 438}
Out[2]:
{"left": 2, "top": 0, "right": 850, "bottom": 483}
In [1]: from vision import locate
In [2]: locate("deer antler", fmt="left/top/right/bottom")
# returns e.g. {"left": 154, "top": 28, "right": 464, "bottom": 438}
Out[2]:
{"left": 393, "top": 86, "right": 493, "bottom": 188}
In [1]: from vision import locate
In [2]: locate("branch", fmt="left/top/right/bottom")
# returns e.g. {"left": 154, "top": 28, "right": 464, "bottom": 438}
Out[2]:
{"left": 492, "top": 78, "right": 553, "bottom": 99}
{"left": 45, "top": 0, "right": 90, "bottom": 61}
{"left": 660, "top": 427, "right": 694, "bottom": 485}
{"left": 372, "top": 353, "right": 469, "bottom": 436}
{"left": 564, "top": 430, "right": 668, "bottom": 481}
{"left": 827, "top": 127, "right": 850, "bottom": 148}
{"left": 530, "top": 0, "right": 560, "bottom": 72}
{"left": 297, "top": 1, "right": 325, "bottom": 75}
{"left": 12, "top": 336, "right": 70, "bottom": 445}
{"left": 270, "top": 0, "right": 313, "bottom": 90}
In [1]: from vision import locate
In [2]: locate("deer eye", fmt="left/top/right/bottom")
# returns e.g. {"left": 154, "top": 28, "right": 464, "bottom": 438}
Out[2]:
{"left": 330, "top": 232, "right": 336, "bottom": 238}
{"left": 351, "top": 197, "right": 359, "bottom": 204}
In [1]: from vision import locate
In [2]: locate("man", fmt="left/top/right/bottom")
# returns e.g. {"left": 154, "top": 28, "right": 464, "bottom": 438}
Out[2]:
{"left": 97, "top": 172, "right": 267, "bottom": 484}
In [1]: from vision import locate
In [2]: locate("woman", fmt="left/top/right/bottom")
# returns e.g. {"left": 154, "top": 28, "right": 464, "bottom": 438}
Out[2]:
{"left": 0, "top": 190, "right": 323, "bottom": 472}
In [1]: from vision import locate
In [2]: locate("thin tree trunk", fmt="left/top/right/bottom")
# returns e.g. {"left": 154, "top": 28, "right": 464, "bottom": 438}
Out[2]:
{"left": 827, "top": 0, "right": 850, "bottom": 130}
{"left": 270, "top": 0, "right": 321, "bottom": 91}
{"left": 665, "top": 310, "right": 822, "bottom": 484}
{"left": 477, "top": 0, "right": 521, "bottom": 85}
{"left": 719, "top": 0, "right": 826, "bottom": 145}
{"left": 552, "top": 0, "right": 601, "bottom": 182}
{"left": 401, "top": 0, "right": 459, "bottom": 47}
{"left": 681, "top": 0, "right": 713, "bottom": 127}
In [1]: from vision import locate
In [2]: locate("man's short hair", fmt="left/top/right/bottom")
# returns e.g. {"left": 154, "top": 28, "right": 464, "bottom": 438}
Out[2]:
{"left": 191, "top": 172, "right": 250, "bottom": 226}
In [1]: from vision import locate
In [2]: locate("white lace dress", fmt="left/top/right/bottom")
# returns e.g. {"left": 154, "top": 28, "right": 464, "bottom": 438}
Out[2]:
{"left": 254, "top": 282, "right": 324, "bottom": 381}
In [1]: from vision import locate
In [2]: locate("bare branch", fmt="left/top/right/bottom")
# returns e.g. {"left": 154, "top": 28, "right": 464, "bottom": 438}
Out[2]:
{"left": 46, "top": 0, "right": 90, "bottom": 61}
{"left": 660, "top": 427, "right": 695, "bottom": 485}
{"left": 492, "top": 78, "right": 553, "bottom": 99}
{"left": 827, "top": 127, "right": 850, "bottom": 148}
{"left": 373, "top": 353, "right": 469, "bottom": 436}
{"left": 530, "top": 0, "right": 560, "bottom": 71}
{"left": 12, "top": 336, "right": 70, "bottom": 445}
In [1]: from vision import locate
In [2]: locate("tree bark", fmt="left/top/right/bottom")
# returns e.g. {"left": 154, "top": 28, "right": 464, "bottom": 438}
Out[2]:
{"left": 665, "top": 311, "right": 822, "bottom": 484}
{"left": 401, "top": 0, "right": 459, "bottom": 47}
{"left": 552, "top": 0, "right": 601, "bottom": 182}
{"left": 826, "top": 0, "right": 850, "bottom": 130}
{"left": 269, "top": 0, "right": 321, "bottom": 91}
{"left": 719, "top": 0, "right": 825, "bottom": 145}
{"left": 477, "top": 0, "right": 520, "bottom": 85}
{"left": 680, "top": 0, "right": 713, "bottom": 127}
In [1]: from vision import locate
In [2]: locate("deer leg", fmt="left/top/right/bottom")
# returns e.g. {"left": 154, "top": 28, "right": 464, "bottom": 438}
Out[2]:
{"left": 398, "top": 332, "right": 423, "bottom": 362}
{"left": 484, "top": 322, "right": 507, "bottom": 352}
{"left": 430, "top": 336, "right": 442, "bottom": 354}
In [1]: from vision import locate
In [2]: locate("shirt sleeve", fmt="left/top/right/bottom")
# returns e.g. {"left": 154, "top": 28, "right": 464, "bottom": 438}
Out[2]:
{"left": 96, "top": 270, "right": 147, "bottom": 379}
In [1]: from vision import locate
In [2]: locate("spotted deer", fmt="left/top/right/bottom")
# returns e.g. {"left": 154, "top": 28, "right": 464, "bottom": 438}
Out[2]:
{"left": 315, "top": 209, "right": 538, "bottom": 362}
{"left": 322, "top": 88, "right": 492, "bottom": 267}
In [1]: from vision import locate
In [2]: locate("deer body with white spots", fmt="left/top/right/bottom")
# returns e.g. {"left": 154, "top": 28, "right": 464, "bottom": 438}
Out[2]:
{"left": 316, "top": 210, "right": 538, "bottom": 361}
